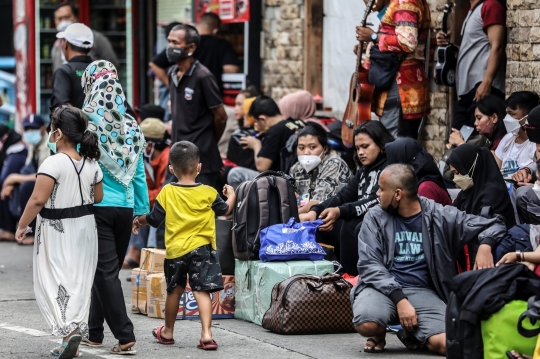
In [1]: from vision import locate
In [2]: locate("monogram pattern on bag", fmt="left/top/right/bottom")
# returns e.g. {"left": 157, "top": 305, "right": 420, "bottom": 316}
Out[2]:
{"left": 262, "top": 274, "right": 355, "bottom": 334}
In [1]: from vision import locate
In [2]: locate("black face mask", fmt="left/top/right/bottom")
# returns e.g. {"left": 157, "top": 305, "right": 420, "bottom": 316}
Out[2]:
{"left": 382, "top": 192, "right": 400, "bottom": 216}
{"left": 525, "top": 126, "right": 540, "bottom": 144}
{"left": 166, "top": 45, "right": 192, "bottom": 63}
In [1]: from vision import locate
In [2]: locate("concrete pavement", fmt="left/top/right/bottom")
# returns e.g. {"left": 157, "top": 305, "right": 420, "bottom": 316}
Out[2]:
{"left": 0, "top": 242, "right": 438, "bottom": 358}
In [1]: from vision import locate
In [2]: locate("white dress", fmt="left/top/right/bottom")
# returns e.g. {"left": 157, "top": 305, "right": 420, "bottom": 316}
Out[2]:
{"left": 33, "top": 153, "right": 103, "bottom": 338}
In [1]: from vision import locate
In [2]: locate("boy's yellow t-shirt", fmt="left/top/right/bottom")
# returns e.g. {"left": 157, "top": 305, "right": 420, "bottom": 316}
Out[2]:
{"left": 149, "top": 183, "right": 228, "bottom": 259}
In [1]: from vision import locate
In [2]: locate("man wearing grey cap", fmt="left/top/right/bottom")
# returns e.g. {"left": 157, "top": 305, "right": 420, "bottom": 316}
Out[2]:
{"left": 50, "top": 22, "right": 94, "bottom": 112}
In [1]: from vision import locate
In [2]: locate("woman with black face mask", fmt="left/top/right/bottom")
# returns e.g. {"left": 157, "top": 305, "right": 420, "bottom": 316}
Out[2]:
{"left": 123, "top": 118, "right": 171, "bottom": 269}
{"left": 447, "top": 144, "right": 516, "bottom": 270}
{"left": 447, "top": 144, "right": 515, "bottom": 228}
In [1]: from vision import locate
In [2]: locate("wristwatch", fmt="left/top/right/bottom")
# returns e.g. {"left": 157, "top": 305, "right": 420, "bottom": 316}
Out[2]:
{"left": 371, "top": 32, "right": 378, "bottom": 43}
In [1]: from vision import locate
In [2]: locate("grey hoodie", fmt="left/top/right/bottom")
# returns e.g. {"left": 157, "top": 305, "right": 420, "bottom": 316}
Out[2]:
{"left": 353, "top": 196, "right": 507, "bottom": 304}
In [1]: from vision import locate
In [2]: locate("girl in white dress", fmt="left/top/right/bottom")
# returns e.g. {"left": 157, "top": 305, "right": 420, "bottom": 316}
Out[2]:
{"left": 15, "top": 105, "right": 103, "bottom": 359}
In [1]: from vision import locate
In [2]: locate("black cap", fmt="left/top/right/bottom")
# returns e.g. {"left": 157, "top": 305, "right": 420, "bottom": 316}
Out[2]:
{"left": 524, "top": 105, "right": 540, "bottom": 143}
{"left": 136, "top": 104, "right": 165, "bottom": 122}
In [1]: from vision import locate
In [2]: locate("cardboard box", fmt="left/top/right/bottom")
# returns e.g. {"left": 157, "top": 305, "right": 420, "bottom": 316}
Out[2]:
{"left": 145, "top": 273, "right": 235, "bottom": 320}
{"left": 177, "top": 275, "right": 235, "bottom": 320}
{"left": 140, "top": 248, "right": 166, "bottom": 272}
{"left": 147, "top": 273, "right": 167, "bottom": 318}
{"left": 130, "top": 269, "right": 148, "bottom": 314}
{"left": 252, "top": 261, "right": 334, "bottom": 325}
{"left": 234, "top": 259, "right": 259, "bottom": 322}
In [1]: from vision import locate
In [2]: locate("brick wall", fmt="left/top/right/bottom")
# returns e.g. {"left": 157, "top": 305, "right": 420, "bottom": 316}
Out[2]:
{"left": 420, "top": 0, "right": 450, "bottom": 159}
{"left": 262, "top": 0, "right": 305, "bottom": 100}
{"left": 506, "top": 1, "right": 540, "bottom": 94}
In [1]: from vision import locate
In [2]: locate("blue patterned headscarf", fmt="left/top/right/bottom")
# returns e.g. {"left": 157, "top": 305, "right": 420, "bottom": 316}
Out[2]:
{"left": 81, "top": 60, "right": 144, "bottom": 188}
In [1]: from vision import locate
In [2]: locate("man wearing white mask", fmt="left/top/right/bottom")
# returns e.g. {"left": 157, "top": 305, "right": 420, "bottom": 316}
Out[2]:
{"left": 289, "top": 123, "right": 352, "bottom": 214}
{"left": 50, "top": 22, "right": 94, "bottom": 112}
{"left": 51, "top": 2, "right": 119, "bottom": 71}
{"left": 493, "top": 91, "right": 539, "bottom": 178}
{"left": 514, "top": 106, "right": 540, "bottom": 224}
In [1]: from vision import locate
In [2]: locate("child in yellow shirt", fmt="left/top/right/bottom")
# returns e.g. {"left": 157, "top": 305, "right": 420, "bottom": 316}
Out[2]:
{"left": 133, "top": 141, "right": 235, "bottom": 350}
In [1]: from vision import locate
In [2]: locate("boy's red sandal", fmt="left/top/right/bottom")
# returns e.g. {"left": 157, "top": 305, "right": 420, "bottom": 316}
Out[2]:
{"left": 197, "top": 339, "right": 218, "bottom": 350}
{"left": 152, "top": 325, "right": 175, "bottom": 345}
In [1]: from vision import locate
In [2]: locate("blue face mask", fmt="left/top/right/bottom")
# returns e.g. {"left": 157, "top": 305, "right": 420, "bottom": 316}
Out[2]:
{"left": 47, "top": 130, "right": 58, "bottom": 154}
{"left": 23, "top": 129, "right": 43, "bottom": 146}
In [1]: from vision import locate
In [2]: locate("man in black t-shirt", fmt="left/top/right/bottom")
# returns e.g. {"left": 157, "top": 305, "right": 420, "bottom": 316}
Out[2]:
{"left": 167, "top": 24, "right": 228, "bottom": 190}
{"left": 150, "top": 13, "right": 239, "bottom": 92}
{"left": 227, "top": 96, "right": 305, "bottom": 189}
{"left": 352, "top": 164, "right": 506, "bottom": 355}
{"left": 50, "top": 23, "right": 94, "bottom": 111}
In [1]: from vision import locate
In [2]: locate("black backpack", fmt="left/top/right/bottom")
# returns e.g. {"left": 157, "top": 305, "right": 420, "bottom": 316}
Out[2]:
{"left": 232, "top": 171, "right": 299, "bottom": 260}
{"left": 445, "top": 291, "right": 484, "bottom": 359}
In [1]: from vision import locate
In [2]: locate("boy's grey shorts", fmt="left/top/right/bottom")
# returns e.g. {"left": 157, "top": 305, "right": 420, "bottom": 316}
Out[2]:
{"left": 352, "top": 287, "right": 446, "bottom": 344}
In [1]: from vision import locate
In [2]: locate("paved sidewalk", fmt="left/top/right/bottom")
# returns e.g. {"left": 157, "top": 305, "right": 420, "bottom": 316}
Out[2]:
{"left": 0, "top": 242, "right": 438, "bottom": 358}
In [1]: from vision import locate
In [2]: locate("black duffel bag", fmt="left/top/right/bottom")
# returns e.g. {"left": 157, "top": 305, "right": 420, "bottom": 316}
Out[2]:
{"left": 368, "top": 45, "right": 406, "bottom": 90}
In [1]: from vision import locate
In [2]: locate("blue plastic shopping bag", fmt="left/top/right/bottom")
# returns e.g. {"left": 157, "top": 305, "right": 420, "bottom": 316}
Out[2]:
{"left": 259, "top": 218, "right": 326, "bottom": 262}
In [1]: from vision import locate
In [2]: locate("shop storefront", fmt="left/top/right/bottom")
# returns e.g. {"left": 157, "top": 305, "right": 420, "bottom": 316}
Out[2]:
{"left": 13, "top": 0, "right": 139, "bottom": 126}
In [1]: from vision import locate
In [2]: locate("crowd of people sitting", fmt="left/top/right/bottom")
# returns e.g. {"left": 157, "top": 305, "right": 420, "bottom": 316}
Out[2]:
{"left": 3, "top": 81, "right": 540, "bottom": 356}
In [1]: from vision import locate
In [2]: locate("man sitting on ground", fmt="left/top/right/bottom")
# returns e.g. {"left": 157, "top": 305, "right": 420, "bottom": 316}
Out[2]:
{"left": 227, "top": 95, "right": 304, "bottom": 189}
{"left": 352, "top": 164, "right": 506, "bottom": 355}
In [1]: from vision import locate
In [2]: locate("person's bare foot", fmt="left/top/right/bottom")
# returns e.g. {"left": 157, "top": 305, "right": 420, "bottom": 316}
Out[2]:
{"left": 19, "top": 236, "right": 34, "bottom": 245}
{"left": 0, "top": 231, "right": 15, "bottom": 241}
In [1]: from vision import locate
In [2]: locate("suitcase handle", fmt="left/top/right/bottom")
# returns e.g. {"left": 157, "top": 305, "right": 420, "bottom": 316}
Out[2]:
{"left": 306, "top": 279, "right": 350, "bottom": 293}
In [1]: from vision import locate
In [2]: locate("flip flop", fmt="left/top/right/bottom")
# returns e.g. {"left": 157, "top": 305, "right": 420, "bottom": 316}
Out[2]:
{"left": 110, "top": 342, "right": 137, "bottom": 355}
{"left": 80, "top": 338, "right": 103, "bottom": 348}
{"left": 50, "top": 334, "right": 82, "bottom": 359}
{"left": 197, "top": 339, "right": 218, "bottom": 350}
{"left": 50, "top": 346, "right": 82, "bottom": 358}
{"left": 396, "top": 329, "right": 428, "bottom": 351}
{"left": 152, "top": 325, "right": 175, "bottom": 345}
{"left": 363, "top": 337, "right": 386, "bottom": 353}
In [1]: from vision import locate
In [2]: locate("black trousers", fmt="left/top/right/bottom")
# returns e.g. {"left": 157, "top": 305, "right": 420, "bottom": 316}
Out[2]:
{"left": 316, "top": 217, "right": 363, "bottom": 276}
{"left": 452, "top": 82, "right": 505, "bottom": 130}
{"left": 89, "top": 206, "right": 135, "bottom": 344}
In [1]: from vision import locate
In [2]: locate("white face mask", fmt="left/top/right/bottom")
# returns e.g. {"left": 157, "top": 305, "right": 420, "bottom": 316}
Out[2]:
{"left": 298, "top": 154, "right": 322, "bottom": 173}
{"left": 503, "top": 114, "right": 527, "bottom": 136}
{"left": 533, "top": 183, "right": 540, "bottom": 200}
{"left": 56, "top": 20, "right": 74, "bottom": 32}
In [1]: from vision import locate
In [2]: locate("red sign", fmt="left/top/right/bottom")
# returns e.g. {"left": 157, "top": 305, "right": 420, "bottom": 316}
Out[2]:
{"left": 196, "top": 0, "right": 250, "bottom": 24}
{"left": 13, "top": 0, "right": 36, "bottom": 128}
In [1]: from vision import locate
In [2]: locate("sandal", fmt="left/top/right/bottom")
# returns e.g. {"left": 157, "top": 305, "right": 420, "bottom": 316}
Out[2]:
{"left": 363, "top": 337, "right": 386, "bottom": 353}
{"left": 152, "top": 325, "right": 175, "bottom": 345}
{"left": 197, "top": 339, "right": 218, "bottom": 350}
{"left": 506, "top": 351, "right": 532, "bottom": 359}
{"left": 50, "top": 334, "right": 82, "bottom": 358}
{"left": 396, "top": 329, "right": 427, "bottom": 351}
{"left": 110, "top": 342, "right": 137, "bottom": 355}
{"left": 80, "top": 338, "right": 103, "bottom": 348}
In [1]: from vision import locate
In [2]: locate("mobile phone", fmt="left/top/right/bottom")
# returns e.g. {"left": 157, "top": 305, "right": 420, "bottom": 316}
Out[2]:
{"left": 460, "top": 125, "right": 474, "bottom": 142}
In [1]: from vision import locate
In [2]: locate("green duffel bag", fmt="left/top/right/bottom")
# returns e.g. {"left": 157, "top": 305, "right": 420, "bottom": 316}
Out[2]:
{"left": 481, "top": 300, "right": 540, "bottom": 359}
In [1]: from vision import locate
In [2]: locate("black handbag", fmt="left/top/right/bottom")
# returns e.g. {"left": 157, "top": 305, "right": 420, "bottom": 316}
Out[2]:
{"left": 368, "top": 45, "right": 406, "bottom": 90}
